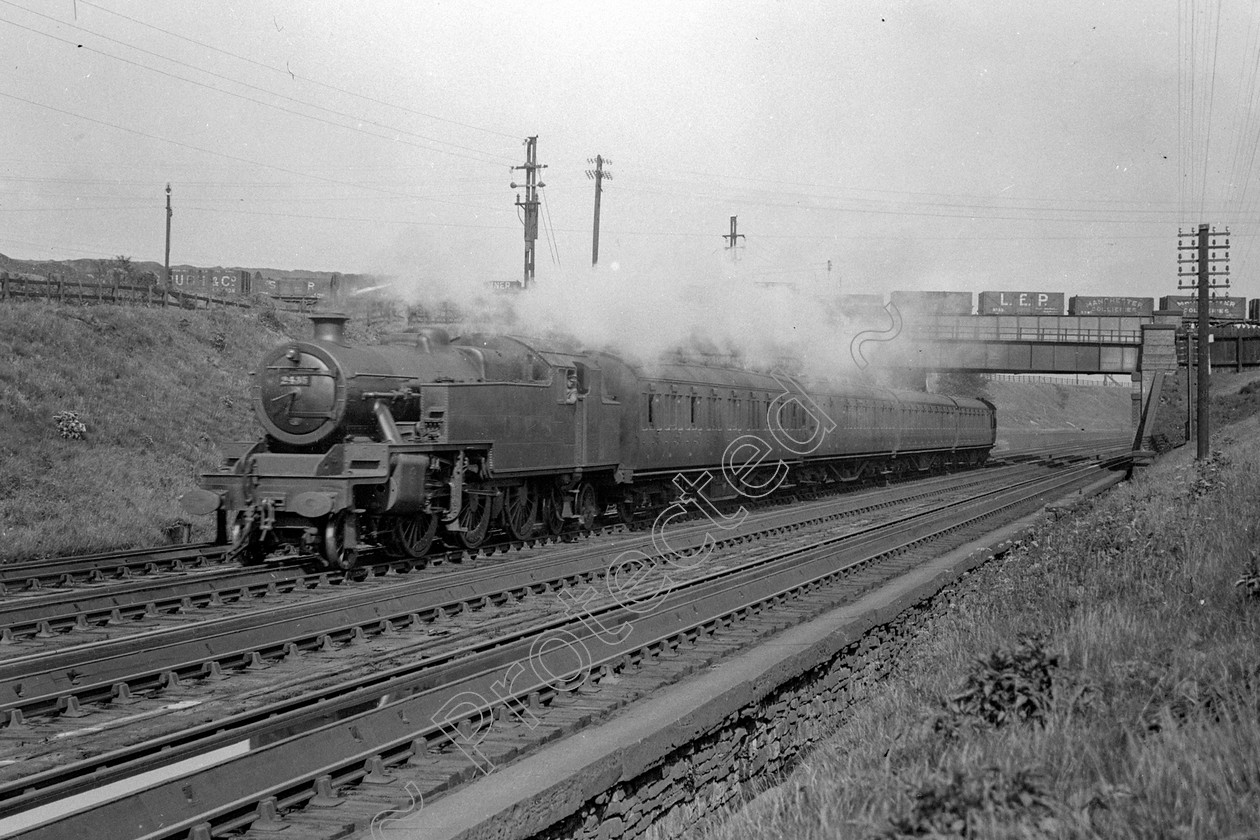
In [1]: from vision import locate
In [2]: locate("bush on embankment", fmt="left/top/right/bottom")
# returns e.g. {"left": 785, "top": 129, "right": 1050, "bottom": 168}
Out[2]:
{"left": 685, "top": 421, "right": 1260, "bottom": 839}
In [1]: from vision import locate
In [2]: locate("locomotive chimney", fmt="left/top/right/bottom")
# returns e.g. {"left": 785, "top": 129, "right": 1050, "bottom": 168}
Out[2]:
{"left": 309, "top": 313, "right": 349, "bottom": 344}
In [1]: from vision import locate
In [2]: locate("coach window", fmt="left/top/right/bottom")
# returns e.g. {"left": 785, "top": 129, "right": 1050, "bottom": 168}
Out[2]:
{"left": 647, "top": 393, "right": 660, "bottom": 428}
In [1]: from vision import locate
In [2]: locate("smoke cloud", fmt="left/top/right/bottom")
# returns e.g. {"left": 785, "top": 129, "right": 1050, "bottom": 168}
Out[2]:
{"left": 366, "top": 256, "right": 913, "bottom": 385}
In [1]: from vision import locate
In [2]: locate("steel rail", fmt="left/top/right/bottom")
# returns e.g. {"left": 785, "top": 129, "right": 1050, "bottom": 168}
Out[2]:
{"left": 0, "top": 465, "right": 1025, "bottom": 721}
{"left": 0, "top": 563, "right": 325, "bottom": 640}
{"left": 10, "top": 460, "right": 1114, "bottom": 840}
{"left": 0, "top": 544, "right": 227, "bottom": 593}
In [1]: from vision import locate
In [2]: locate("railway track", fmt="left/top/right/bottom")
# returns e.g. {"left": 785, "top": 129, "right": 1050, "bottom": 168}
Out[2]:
{"left": 0, "top": 451, "right": 1069, "bottom": 649}
{"left": 1, "top": 457, "right": 1125, "bottom": 840}
{"left": 0, "top": 465, "right": 1023, "bottom": 721}
{"left": 0, "top": 543, "right": 228, "bottom": 593}
{"left": 0, "top": 435, "right": 1129, "bottom": 603}
{"left": 996, "top": 433, "right": 1133, "bottom": 463}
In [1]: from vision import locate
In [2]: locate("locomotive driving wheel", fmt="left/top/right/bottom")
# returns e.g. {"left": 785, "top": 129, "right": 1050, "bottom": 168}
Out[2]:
{"left": 576, "top": 482, "right": 600, "bottom": 532}
{"left": 616, "top": 496, "right": 637, "bottom": 527}
{"left": 502, "top": 483, "right": 538, "bottom": 540}
{"left": 322, "top": 511, "right": 358, "bottom": 571}
{"left": 540, "top": 485, "right": 565, "bottom": 536}
{"left": 457, "top": 488, "right": 493, "bottom": 550}
{"left": 387, "top": 512, "right": 438, "bottom": 559}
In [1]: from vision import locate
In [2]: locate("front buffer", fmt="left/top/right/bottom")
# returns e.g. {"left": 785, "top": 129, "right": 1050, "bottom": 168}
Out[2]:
{"left": 181, "top": 441, "right": 424, "bottom": 570}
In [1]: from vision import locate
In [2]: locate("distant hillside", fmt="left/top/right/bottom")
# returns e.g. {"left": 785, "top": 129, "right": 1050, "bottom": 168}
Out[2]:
{"left": 0, "top": 252, "right": 369, "bottom": 286}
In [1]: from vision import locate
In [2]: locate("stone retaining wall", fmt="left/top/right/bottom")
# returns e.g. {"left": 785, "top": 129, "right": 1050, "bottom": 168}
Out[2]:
{"left": 537, "top": 572, "right": 970, "bottom": 840}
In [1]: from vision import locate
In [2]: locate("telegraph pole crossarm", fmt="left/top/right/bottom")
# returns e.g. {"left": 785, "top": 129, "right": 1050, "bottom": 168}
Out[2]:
{"left": 1176, "top": 224, "right": 1231, "bottom": 460}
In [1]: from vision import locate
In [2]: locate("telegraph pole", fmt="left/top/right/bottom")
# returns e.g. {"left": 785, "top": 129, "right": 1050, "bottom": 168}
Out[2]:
{"left": 723, "top": 215, "right": 745, "bottom": 260}
{"left": 586, "top": 155, "right": 611, "bottom": 267}
{"left": 511, "top": 136, "right": 546, "bottom": 289}
{"left": 1177, "top": 223, "right": 1231, "bottom": 459}
{"left": 164, "top": 183, "right": 172, "bottom": 288}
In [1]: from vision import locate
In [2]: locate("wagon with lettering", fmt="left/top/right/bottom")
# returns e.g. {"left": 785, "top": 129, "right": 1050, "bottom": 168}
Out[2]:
{"left": 978, "top": 291, "right": 1065, "bottom": 316}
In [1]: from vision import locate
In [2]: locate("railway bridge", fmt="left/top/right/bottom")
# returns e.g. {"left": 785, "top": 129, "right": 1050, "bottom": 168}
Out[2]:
{"left": 861, "top": 309, "right": 1190, "bottom": 449}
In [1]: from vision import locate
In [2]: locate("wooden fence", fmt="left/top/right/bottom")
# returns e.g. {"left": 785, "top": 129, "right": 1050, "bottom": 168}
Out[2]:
{"left": 0, "top": 272, "right": 251, "bottom": 309}
{"left": 0, "top": 272, "right": 472, "bottom": 326}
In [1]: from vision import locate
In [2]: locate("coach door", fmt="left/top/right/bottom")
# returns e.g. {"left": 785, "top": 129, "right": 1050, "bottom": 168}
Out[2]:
{"left": 568, "top": 365, "right": 590, "bottom": 465}
{"left": 569, "top": 362, "right": 595, "bottom": 467}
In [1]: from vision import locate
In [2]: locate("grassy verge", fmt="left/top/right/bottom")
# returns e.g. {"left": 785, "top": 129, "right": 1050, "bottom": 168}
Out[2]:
{"left": 682, "top": 421, "right": 1260, "bottom": 839}
{"left": 0, "top": 303, "right": 318, "bottom": 560}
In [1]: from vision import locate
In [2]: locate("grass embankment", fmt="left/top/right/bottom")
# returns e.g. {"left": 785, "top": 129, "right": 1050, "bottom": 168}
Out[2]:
{"left": 684, "top": 424, "right": 1260, "bottom": 839}
{"left": 0, "top": 303, "right": 324, "bottom": 560}
{"left": 1151, "top": 368, "right": 1260, "bottom": 449}
{"left": 985, "top": 379, "right": 1133, "bottom": 452}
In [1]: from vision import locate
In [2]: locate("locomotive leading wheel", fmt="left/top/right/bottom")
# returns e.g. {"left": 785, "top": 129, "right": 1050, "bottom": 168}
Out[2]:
{"left": 576, "top": 482, "right": 600, "bottom": 532}
{"left": 322, "top": 512, "right": 358, "bottom": 571}
{"left": 388, "top": 512, "right": 438, "bottom": 559}
{"left": 457, "top": 489, "right": 493, "bottom": 550}
{"left": 502, "top": 484, "right": 538, "bottom": 540}
{"left": 228, "top": 513, "right": 265, "bottom": 565}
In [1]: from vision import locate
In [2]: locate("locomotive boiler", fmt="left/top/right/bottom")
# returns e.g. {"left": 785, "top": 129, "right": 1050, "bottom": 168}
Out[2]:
{"left": 181, "top": 313, "right": 997, "bottom": 569}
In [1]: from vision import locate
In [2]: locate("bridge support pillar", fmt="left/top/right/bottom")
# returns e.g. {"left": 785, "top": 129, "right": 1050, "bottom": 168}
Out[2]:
{"left": 1131, "top": 373, "right": 1142, "bottom": 430}
{"left": 1135, "top": 323, "right": 1181, "bottom": 449}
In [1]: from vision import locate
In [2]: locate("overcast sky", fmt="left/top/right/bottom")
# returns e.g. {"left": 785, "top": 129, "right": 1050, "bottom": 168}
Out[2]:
{"left": 0, "top": 1, "right": 1255, "bottom": 304}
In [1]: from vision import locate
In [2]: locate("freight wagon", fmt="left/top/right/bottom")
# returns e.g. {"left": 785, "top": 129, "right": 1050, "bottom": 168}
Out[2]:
{"left": 1068, "top": 296, "right": 1155, "bottom": 317}
{"left": 978, "top": 291, "right": 1065, "bottom": 316}
{"left": 166, "top": 268, "right": 347, "bottom": 300}
{"left": 168, "top": 269, "right": 251, "bottom": 295}
{"left": 1159, "top": 295, "right": 1247, "bottom": 321}
{"left": 256, "top": 276, "right": 340, "bottom": 299}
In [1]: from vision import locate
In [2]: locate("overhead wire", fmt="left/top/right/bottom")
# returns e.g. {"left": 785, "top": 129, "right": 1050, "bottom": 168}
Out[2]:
{"left": 74, "top": 0, "right": 520, "bottom": 141}
{"left": 0, "top": 5, "right": 516, "bottom": 167}
{"left": 539, "top": 189, "right": 561, "bottom": 268}
{"left": 0, "top": 88, "right": 506, "bottom": 215}
{"left": 1198, "top": 0, "right": 1224, "bottom": 218}
{"left": 611, "top": 183, "right": 1214, "bottom": 225}
{"left": 1225, "top": 4, "right": 1260, "bottom": 285}
{"left": 7, "top": 2, "right": 1258, "bottom": 279}
{"left": 616, "top": 170, "right": 1210, "bottom": 220}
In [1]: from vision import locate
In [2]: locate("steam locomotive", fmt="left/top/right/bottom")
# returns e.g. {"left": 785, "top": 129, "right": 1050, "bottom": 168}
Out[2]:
{"left": 180, "top": 313, "right": 996, "bottom": 569}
